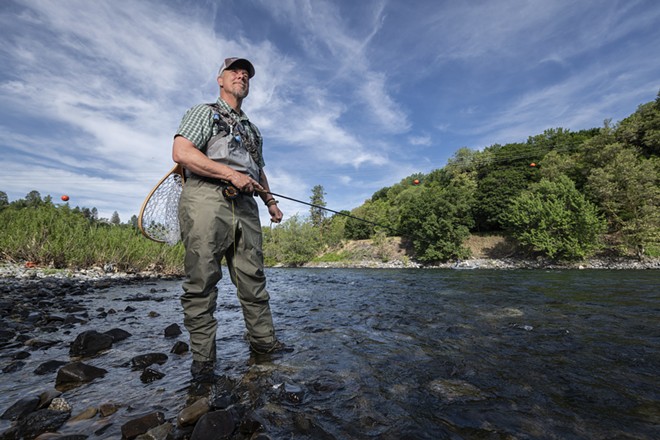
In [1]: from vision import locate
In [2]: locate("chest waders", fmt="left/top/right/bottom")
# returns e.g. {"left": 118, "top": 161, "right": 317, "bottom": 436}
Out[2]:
{"left": 178, "top": 103, "right": 276, "bottom": 364}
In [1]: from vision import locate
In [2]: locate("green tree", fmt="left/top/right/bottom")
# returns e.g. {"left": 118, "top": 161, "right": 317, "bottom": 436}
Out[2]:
{"left": 344, "top": 199, "right": 396, "bottom": 240}
{"left": 309, "top": 185, "right": 327, "bottom": 228}
{"left": 262, "top": 215, "right": 322, "bottom": 266}
{"left": 503, "top": 175, "right": 606, "bottom": 260}
{"left": 586, "top": 148, "right": 660, "bottom": 257}
{"left": 399, "top": 180, "right": 474, "bottom": 262}
{"left": 616, "top": 92, "right": 660, "bottom": 157}
{"left": 474, "top": 168, "right": 529, "bottom": 231}
{"left": 25, "top": 190, "right": 43, "bottom": 208}
{"left": 323, "top": 212, "right": 347, "bottom": 248}
{"left": 0, "top": 191, "right": 8, "bottom": 210}
{"left": 111, "top": 211, "right": 121, "bottom": 225}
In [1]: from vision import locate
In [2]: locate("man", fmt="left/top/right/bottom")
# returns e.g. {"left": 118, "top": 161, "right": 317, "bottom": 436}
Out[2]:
{"left": 172, "top": 57, "right": 287, "bottom": 379}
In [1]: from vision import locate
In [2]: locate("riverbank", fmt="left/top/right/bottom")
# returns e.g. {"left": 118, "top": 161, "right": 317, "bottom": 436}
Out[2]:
{"left": 303, "top": 235, "right": 660, "bottom": 270}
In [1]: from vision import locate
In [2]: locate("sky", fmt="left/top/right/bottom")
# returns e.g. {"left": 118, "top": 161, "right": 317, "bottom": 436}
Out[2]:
{"left": 1, "top": 0, "right": 659, "bottom": 225}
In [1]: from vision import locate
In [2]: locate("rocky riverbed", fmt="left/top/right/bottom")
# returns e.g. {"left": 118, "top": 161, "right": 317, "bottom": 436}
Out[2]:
{"left": 0, "top": 266, "right": 285, "bottom": 440}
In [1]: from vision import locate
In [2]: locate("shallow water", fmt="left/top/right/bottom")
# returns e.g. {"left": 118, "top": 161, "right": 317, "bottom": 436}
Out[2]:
{"left": 1, "top": 268, "right": 658, "bottom": 439}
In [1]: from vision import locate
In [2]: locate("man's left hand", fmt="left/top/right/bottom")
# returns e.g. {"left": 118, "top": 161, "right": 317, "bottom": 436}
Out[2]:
{"left": 268, "top": 205, "right": 283, "bottom": 223}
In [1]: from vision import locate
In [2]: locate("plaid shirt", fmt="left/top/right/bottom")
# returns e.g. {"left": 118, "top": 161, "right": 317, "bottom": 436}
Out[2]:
{"left": 175, "top": 98, "right": 265, "bottom": 168}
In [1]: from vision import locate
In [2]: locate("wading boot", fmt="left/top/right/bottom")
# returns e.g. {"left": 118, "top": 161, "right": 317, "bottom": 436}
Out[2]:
{"left": 249, "top": 339, "right": 294, "bottom": 355}
{"left": 190, "top": 360, "right": 216, "bottom": 383}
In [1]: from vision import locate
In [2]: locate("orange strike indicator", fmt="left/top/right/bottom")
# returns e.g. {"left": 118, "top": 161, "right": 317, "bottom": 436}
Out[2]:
{"left": 61, "top": 195, "right": 70, "bottom": 201}
{"left": 413, "top": 179, "right": 420, "bottom": 185}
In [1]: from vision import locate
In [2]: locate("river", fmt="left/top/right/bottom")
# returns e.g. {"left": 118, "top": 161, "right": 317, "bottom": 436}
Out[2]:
{"left": 1, "top": 268, "right": 658, "bottom": 439}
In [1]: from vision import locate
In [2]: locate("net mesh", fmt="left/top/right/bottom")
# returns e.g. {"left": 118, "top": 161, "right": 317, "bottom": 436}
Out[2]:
{"left": 140, "top": 172, "right": 183, "bottom": 245}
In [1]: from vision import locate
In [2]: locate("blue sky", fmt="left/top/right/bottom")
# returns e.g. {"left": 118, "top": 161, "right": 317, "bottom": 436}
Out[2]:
{"left": 1, "top": 0, "right": 659, "bottom": 224}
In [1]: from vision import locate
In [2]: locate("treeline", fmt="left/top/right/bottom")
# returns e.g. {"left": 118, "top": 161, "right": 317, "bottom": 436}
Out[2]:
{"left": 263, "top": 92, "right": 660, "bottom": 264}
{"left": 0, "top": 194, "right": 184, "bottom": 273}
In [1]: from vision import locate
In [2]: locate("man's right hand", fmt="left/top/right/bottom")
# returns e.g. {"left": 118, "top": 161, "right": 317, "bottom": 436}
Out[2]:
{"left": 230, "top": 172, "right": 264, "bottom": 194}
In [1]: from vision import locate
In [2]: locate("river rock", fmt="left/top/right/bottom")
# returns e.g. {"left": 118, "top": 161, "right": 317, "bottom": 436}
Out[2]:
{"left": 130, "top": 353, "right": 168, "bottom": 370}
{"left": 38, "top": 389, "right": 63, "bottom": 409}
{"left": 69, "top": 330, "right": 114, "bottom": 357}
{"left": 24, "top": 338, "right": 61, "bottom": 349}
{"left": 48, "top": 397, "right": 72, "bottom": 412}
{"left": 279, "top": 382, "right": 305, "bottom": 404}
{"left": 210, "top": 391, "right": 236, "bottom": 411}
{"left": 12, "top": 409, "right": 71, "bottom": 439}
{"left": 104, "top": 328, "right": 132, "bottom": 342}
{"left": 238, "top": 412, "right": 267, "bottom": 437}
{"left": 177, "top": 397, "right": 210, "bottom": 427}
{"left": 34, "top": 359, "right": 68, "bottom": 375}
{"left": 140, "top": 367, "right": 165, "bottom": 383}
{"left": 170, "top": 341, "right": 188, "bottom": 355}
{"left": 2, "top": 360, "right": 25, "bottom": 373}
{"left": 428, "top": 378, "right": 489, "bottom": 403}
{"left": 164, "top": 323, "right": 182, "bottom": 338}
{"left": 55, "top": 362, "right": 108, "bottom": 389}
{"left": 121, "top": 411, "right": 165, "bottom": 440}
{"left": 99, "top": 403, "right": 119, "bottom": 417}
{"left": 190, "top": 409, "right": 239, "bottom": 440}
{"left": 50, "top": 435, "right": 89, "bottom": 440}
{"left": 135, "top": 421, "right": 173, "bottom": 440}
{"left": 12, "top": 350, "right": 30, "bottom": 360}
{"left": 0, "top": 329, "right": 16, "bottom": 346}
{"left": 0, "top": 396, "right": 40, "bottom": 421}
{"left": 68, "top": 406, "right": 98, "bottom": 422}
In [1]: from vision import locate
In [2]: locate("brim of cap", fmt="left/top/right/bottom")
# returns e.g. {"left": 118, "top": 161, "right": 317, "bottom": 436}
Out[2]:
{"left": 220, "top": 58, "right": 255, "bottom": 78}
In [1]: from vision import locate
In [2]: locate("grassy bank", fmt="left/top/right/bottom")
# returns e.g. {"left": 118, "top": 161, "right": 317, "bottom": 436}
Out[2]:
{"left": 0, "top": 204, "right": 184, "bottom": 274}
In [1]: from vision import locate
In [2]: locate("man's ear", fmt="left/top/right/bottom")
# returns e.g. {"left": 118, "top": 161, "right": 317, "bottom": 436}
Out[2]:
{"left": 217, "top": 75, "right": 223, "bottom": 88}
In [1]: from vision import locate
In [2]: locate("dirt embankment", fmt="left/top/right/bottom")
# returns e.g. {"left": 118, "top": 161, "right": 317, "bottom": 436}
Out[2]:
{"left": 308, "top": 235, "right": 659, "bottom": 270}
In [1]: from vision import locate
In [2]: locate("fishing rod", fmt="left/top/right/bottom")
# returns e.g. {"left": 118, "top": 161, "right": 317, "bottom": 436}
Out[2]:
{"left": 257, "top": 188, "right": 395, "bottom": 232}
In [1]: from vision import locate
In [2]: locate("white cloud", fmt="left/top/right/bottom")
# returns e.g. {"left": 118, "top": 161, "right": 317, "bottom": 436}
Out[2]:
{"left": 409, "top": 135, "right": 432, "bottom": 146}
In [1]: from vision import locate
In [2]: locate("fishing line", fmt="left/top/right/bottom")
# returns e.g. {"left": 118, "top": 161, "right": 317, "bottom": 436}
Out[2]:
{"left": 256, "top": 189, "right": 394, "bottom": 232}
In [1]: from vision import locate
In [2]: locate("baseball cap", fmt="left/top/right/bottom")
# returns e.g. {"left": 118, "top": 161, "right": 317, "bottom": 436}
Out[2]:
{"left": 218, "top": 57, "right": 255, "bottom": 78}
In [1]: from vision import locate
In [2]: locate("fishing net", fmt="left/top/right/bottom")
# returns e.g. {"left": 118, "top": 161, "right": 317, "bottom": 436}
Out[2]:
{"left": 138, "top": 170, "right": 183, "bottom": 245}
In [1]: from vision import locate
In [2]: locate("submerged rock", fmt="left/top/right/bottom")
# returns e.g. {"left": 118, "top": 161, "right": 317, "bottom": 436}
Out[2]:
{"left": 164, "top": 323, "right": 182, "bottom": 338}
{"left": 170, "top": 340, "right": 189, "bottom": 355}
{"left": 135, "top": 421, "right": 173, "bottom": 440}
{"left": 279, "top": 382, "right": 305, "bottom": 404}
{"left": 2, "top": 360, "right": 25, "bottom": 373}
{"left": 68, "top": 406, "right": 98, "bottom": 422}
{"left": 428, "top": 378, "right": 489, "bottom": 403}
{"left": 140, "top": 367, "right": 166, "bottom": 383}
{"left": 55, "top": 362, "right": 108, "bottom": 389}
{"left": 130, "top": 353, "right": 169, "bottom": 370}
{"left": 34, "top": 359, "right": 68, "bottom": 375}
{"left": 69, "top": 330, "right": 114, "bottom": 357}
{"left": 121, "top": 411, "right": 165, "bottom": 440}
{"left": 104, "top": 327, "right": 132, "bottom": 342}
{"left": 99, "top": 403, "right": 120, "bottom": 417}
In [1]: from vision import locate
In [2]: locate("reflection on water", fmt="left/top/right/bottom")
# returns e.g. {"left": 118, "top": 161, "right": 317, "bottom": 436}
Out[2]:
{"left": 1, "top": 269, "right": 658, "bottom": 439}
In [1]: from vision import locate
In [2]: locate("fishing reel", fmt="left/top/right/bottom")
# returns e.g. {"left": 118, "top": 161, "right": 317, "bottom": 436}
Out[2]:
{"left": 222, "top": 184, "right": 240, "bottom": 200}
